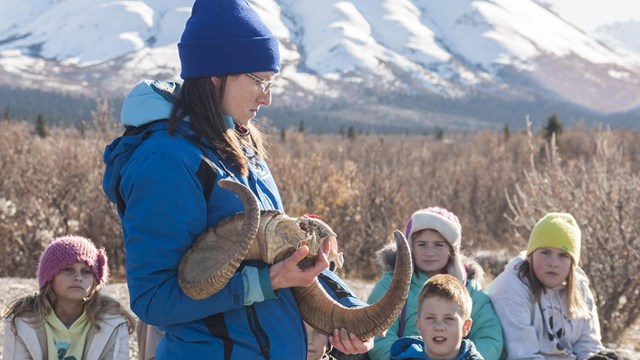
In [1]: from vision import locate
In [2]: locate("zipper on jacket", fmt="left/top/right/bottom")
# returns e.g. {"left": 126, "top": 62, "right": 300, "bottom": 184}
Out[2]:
{"left": 245, "top": 305, "right": 271, "bottom": 359}
{"left": 203, "top": 313, "right": 233, "bottom": 360}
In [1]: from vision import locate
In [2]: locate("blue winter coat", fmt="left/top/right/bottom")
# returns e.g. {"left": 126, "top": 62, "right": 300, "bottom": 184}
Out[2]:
{"left": 390, "top": 337, "right": 484, "bottom": 360}
{"left": 102, "top": 80, "right": 365, "bottom": 359}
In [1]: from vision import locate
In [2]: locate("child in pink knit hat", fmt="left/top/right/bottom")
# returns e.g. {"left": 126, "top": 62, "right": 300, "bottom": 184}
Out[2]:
{"left": 367, "top": 207, "right": 504, "bottom": 360}
{"left": 3, "top": 235, "right": 136, "bottom": 359}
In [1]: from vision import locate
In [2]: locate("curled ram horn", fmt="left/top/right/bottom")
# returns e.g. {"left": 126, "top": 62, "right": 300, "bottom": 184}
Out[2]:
{"left": 178, "top": 179, "right": 412, "bottom": 338}
{"left": 178, "top": 179, "right": 260, "bottom": 300}
{"left": 294, "top": 230, "right": 412, "bottom": 339}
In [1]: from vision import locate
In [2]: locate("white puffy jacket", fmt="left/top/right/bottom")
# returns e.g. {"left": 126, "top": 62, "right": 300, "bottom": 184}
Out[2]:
{"left": 3, "top": 313, "right": 129, "bottom": 360}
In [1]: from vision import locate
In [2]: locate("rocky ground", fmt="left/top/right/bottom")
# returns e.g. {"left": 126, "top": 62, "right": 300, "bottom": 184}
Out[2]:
{"left": 1, "top": 277, "right": 638, "bottom": 359}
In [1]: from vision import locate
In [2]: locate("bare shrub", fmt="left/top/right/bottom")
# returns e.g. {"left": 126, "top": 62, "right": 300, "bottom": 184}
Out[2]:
{"left": 0, "top": 118, "right": 122, "bottom": 279}
{"left": 269, "top": 133, "right": 414, "bottom": 278}
{"left": 269, "top": 131, "right": 532, "bottom": 279}
{"left": 1, "top": 115, "right": 639, "bottom": 344}
{"left": 506, "top": 122, "right": 640, "bottom": 343}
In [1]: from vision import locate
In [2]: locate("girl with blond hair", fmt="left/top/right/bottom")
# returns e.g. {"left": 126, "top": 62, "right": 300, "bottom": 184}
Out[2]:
{"left": 3, "top": 235, "right": 135, "bottom": 359}
{"left": 488, "top": 213, "right": 618, "bottom": 359}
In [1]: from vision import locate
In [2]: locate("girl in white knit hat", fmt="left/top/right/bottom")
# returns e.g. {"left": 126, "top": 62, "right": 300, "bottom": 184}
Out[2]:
{"left": 368, "top": 207, "right": 504, "bottom": 360}
{"left": 487, "top": 212, "right": 619, "bottom": 360}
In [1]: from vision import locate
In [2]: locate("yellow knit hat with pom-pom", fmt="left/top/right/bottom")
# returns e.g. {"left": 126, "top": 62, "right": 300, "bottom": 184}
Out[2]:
{"left": 527, "top": 212, "right": 581, "bottom": 265}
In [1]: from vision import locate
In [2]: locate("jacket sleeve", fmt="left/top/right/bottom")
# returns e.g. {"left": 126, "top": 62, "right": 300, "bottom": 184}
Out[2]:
{"left": 3, "top": 318, "right": 35, "bottom": 360}
{"left": 119, "top": 152, "right": 247, "bottom": 326}
{"left": 318, "top": 269, "right": 368, "bottom": 307}
{"left": 572, "top": 284, "right": 604, "bottom": 360}
{"left": 487, "top": 272, "right": 545, "bottom": 360}
{"left": 366, "top": 272, "right": 401, "bottom": 360}
{"left": 468, "top": 288, "right": 505, "bottom": 360}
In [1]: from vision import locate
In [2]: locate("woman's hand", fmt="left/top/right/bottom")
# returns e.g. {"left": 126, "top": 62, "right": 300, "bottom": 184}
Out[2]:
{"left": 328, "top": 328, "right": 379, "bottom": 355}
{"left": 269, "top": 243, "right": 329, "bottom": 290}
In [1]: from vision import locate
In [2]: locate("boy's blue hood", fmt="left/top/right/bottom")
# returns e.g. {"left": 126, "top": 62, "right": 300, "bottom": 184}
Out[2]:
{"left": 390, "top": 337, "right": 479, "bottom": 360}
{"left": 102, "top": 80, "right": 180, "bottom": 204}
{"left": 390, "top": 336, "right": 427, "bottom": 359}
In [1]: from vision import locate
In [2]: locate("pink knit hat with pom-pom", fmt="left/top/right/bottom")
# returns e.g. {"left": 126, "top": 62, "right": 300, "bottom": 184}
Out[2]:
{"left": 37, "top": 235, "right": 109, "bottom": 290}
{"left": 404, "top": 207, "right": 466, "bottom": 283}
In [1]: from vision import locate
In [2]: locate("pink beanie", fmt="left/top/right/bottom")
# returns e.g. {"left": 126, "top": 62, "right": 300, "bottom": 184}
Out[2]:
{"left": 37, "top": 235, "right": 109, "bottom": 290}
{"left": 404, "top": 207, "right": 467, "bottom": 283}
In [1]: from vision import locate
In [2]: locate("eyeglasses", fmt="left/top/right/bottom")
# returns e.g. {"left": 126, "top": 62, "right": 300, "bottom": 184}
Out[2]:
{"left": 245, "top": 73, "right": 273, "bottom": 94}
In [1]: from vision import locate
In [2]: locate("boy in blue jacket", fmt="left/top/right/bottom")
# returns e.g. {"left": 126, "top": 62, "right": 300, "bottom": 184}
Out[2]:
{"left": 391, "top": 274, "right": 483, "bottom": 360}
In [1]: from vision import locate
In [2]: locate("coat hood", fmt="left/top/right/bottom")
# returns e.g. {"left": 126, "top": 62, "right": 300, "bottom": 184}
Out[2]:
{"left": 121, "top": 80, "right": 180, "bottom": 127}
{"left": 390, "top": 336, "right": 481, "bottom": 360}
{"left": 375, "top": 242, "right": 485, "bottom": 285}
{"left": 102, "top": 120, "right": 167, "bottom": 206}
{"left": 102, "top": 80, "right": 185, "bottom": 206}
{"left": 390, "top": 336, "right": 426, "bottom": 359}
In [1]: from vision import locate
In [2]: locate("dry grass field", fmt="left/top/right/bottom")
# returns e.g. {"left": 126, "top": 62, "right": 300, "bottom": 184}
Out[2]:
{"left": 0, "top": 114, "right": 639, "bottom": 355}
{"left": 0, "top": 277, "right": 638, "bottom": 359}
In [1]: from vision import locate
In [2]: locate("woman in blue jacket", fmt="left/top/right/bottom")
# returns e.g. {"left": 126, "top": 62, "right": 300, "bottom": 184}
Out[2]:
{"left": 102, "top": 0, "right": 373, "bottom": 358}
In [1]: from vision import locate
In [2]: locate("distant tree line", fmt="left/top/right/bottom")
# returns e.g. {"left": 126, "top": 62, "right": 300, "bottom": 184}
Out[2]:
{"left": 3, "top": 83, "right": 638, "bottom": 135}
{"left": 261, "top": 90, "right": 639, "bottom": 134}
{"left": 0, "top": 85, "right": 120, "bottom": 126}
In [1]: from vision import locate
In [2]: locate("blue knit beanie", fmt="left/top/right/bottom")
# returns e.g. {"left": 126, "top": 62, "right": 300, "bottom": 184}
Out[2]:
{"left": 178, "top": 0, "right": 281, "bottom": 79}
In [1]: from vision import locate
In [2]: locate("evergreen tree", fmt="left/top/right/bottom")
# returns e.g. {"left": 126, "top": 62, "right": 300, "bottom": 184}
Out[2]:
{"left": 339, "top": 126, "right": 345, "bottom": 138}
{"left": 35, "top": 113, "right": 47, "bottom": 138}
{"left": 78, "top": 120, "right": 87, "bottom": 136}
{"left": 298, "top": 120, "right": 305, "bottom": 133}
{"left": 280, "top": 128, "right": 286, "bottom": 142}
{"left": 503, "top": 122, "right": 511, "bottom": 141}
{"left": 434, "top": 127, "right": 444, "bottom": 141}
{"left": 544, "top": 113, "right": 563, "bottom": 142}
{"left": 346, "top": 125, "right": 356, "bottom": 140}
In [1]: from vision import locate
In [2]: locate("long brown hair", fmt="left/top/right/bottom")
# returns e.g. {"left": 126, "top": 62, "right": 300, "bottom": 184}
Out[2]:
{"left": 4, "top": 281, "right": 136, "bottom": 334}
{"left": 168, "top": 77, "right": 268, "bottom": 177}
{"left": 518, "top": 255, "right": 590, "bottom": 319}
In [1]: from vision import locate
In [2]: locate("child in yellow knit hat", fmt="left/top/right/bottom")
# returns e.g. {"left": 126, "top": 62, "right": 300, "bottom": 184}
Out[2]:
{"left": 487, "top": 213, "right": 620, "bottom": 360}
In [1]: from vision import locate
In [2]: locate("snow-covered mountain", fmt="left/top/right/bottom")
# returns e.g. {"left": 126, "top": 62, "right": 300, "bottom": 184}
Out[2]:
{"left": 0, "top": 0, "right": 639, "bottom": 130}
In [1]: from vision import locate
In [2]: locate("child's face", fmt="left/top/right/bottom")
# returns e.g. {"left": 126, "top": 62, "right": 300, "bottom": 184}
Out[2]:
{"left": 532, "top": 247, "right": 572, "bottom": 289}
{"left": 52, "top": 262, "right": 95, "bottom": 304}
{"left": 417, "top": 296, "right": 472, "bottom": 360}
{"left": 304, "top": 322, "right": 329, "bottom": 360}
{"left": 412, "top": 229, "right": 451, "bottom": 276}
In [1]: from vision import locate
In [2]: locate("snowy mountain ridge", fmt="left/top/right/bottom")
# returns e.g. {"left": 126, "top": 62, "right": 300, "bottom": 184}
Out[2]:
{"left": 0, "top": 0, "right": 639, "bottom": 130}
